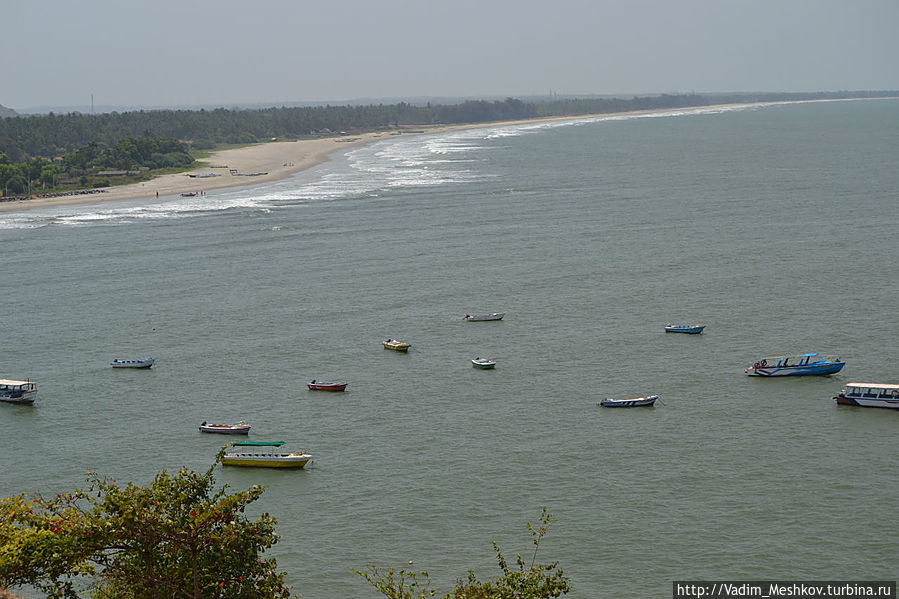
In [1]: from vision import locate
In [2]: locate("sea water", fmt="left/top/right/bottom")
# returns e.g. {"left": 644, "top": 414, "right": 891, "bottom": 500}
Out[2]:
{"left": 2, "top": 98, "right": 898, "bottom": 598}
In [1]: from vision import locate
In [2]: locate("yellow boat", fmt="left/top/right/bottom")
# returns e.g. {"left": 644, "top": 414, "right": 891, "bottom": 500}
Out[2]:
{"left": 382, "top": 338, "right": 411, "bottom": 352}
{"left": 221, "top": 441, "right": 312, "bottom": 468}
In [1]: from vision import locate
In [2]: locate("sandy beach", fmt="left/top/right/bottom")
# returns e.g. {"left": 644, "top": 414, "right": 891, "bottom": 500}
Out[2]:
{"left": 1, "top": 98, "right": 880, "bottom": 214}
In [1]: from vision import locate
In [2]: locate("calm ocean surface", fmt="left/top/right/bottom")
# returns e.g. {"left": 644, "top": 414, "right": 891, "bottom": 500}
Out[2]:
{"left": 2, "top": 99, "right": 898, "bottom": 598}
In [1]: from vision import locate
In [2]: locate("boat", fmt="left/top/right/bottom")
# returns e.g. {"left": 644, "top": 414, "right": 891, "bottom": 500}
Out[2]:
{"left": 599, "top": 395, "right": 659, "bottom": 407}
{"left": 199, "top": 421, "right": 251, "bottom": 434}
{"left": 745, "top": 353, "right": 845, "bottom": 376}
{"left": 0, "top": 379, "right": 37, "bottom": 405}
{"left": 464, "top": 313, "right": 504, "bottom": 321}
{"left": 221, "top": 441, "right": 312, "bottom": 468}
{"left": 471, "top": 357, "right": 496, "bottom": 369}
{"left": 382, "top": 339, "right": 411, "bottom": 352}
{"left": 664, "top": 323, "right": 705, "bottom": 334}
{"left": 111, "top": 357, "right": 155, "bottom": 369}
{"left": 180, "top": 192, "right": 197, "bottom": 197}
{"left": 307, "top": 380, "right": 348, "bottom": 391}
{"left": 834, "top": 383, "right": 899, "bottom": 409}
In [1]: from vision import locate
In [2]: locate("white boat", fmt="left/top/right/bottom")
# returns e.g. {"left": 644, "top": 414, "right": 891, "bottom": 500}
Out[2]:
{"left": 471, "top": 357, "right": 497, "bottom": 369}
{"left": 464, "top": 313, "right": 504, "bottom": 321}
{"left": 834, "top": 383, "right": 899, "bottom": 409}
{"left": 599, "top": 395, "right": 659, "bottom": 408}
{"left": 664, "top": 323, "right": 705, "bottom": 334}
{"left": 0, "top": 379, "right": 37, "bottom": 405}
{"left": 111, "top": 357, "right": 155, "bottom": 369}
{"left": 221, "top": 441, "right": 312, "bottom": 468}
{"left": 199, "top": 421, "right": 251, "bottom": 434}
{"left": 745, "top": 353, "right": 844, "bottom": 376}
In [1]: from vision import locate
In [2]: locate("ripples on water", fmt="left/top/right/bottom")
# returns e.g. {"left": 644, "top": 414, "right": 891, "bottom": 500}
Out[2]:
{"left": 2, "top": 99, "right": 898, "bottom": 598}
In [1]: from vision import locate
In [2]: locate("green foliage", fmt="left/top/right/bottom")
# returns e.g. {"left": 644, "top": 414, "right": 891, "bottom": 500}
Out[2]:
{"left": 0, "top": 455, "right": 292, "bottom": 598}
{"left": 357, "top": 508, "right": 571, "bottom": 599}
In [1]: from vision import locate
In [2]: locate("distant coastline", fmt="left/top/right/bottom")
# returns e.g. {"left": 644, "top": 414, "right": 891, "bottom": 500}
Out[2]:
{"left": 2, "top": 95, "right": 896, "bottom": 214}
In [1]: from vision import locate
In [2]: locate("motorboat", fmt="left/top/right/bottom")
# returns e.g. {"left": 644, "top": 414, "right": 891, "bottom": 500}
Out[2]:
{"left": 599, "top": 395, "right": 659, "bottom": 407}
{"left": 664, "top": 323, "right": 705, "bottom": 334}
{"left": 221, "top": 441, "right": 312, "bottom": 468}
{"left": 745, "top": 353, "right": 844, "bottom": 376}
{"left": 464, "top": 313, "right": 504, "bottom": 321}
{"left": 307, "top": 380, "right": 348, "bottom": 391}
{"left": 111, "top": 357, "right": 155, "bottom": 369}
{"left": 382, "top": 339, "right": 411, "bottom": 352}
{"left": 471, "top": 357, "right": 497, "bottom": 369}
{"left": 834, "top": 383, "right": 899, "bottom": 409}
{"left": 199, "top": 421, "right": 251, "bottom": 434}
{"left": 0, "top": 379, "right": 37, "bottom": 405}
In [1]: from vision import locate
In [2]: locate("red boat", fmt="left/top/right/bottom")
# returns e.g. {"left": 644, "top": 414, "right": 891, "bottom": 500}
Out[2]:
{"left": 307, "top": 380, "right": 348, "bottom": 392}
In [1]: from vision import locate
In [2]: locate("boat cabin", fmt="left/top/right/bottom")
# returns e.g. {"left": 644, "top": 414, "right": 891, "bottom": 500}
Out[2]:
{"left": 840, "top": 383, "right": 899, "bottom": 400}
{"left": 758, "top": 353, "right": 822, "bottom": 368}
{"left": 0, "top": 379, "right": 36, "bottom": 393}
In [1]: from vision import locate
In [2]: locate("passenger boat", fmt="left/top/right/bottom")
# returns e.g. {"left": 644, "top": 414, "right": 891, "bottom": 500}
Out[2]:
{"left": 664, "top": 323, "right": 705, "bottom": 334}
{"left": 382, "top": 339, "right": 411, "bottom": 352}
{"left": 599, "top": 395, "right": 659, "bottom": 408}
{"left": 0, "top": 379, "right": 37, "bottom": 405}
{"left": 111, "top": 357, "right": 155, "bottom": 369}
{"left": 471, "top": 357, "right": 497, "bottom": 369}
{"left": 834, "top": 383, "right": 899, "bottom": 409}
{"left": 464, "top": 313, "right": 504, "bottom": 321}
{"left": 745, "top": 353, "right": 844, "bottom": 376}
{"left": 199, "top": 421, "right": 251, "bottom": 434}
{"left": 307, "top": 380, "right": 348, "bottom": 391}
{"left": 221, "top": 441, "right": 312, "bottom": 468}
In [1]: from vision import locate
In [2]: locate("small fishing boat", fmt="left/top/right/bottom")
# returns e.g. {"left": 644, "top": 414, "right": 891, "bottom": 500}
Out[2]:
{"left": 471, "top": 357, "right": 497, "bottom": 369}
{"left": 0, "top": 379, "right": 37, "bottom": 405}
{"left": 111, "top": 357, "right": 155, "bottom": 369}
{"left": 664, "top": 323, "right": 705, "bottom": 334}
{"left": 745, "top": 353, "right": 844, "bottom": 377}
{"left": 599, "top": 395, "right": 659, "bottom": 408}
{"left": 221, "top": 441, "right": 312, "bottom": 468}
{"left": 180, "top": 192, "right": 197, "bottom": 197}
{"left": 307, "top": 380, "right": 348, "bottom": 391}
{"left": 199, "top": 421, "right": 251, "bottom": 434}
{"left": 834, "top": 383, "right": 899, "bottom": 409}
{"left": 382, "top": 339, "right": 411, "bottom": 352}
{"left": 464, "top": 313, "right": 504, "bottom": 321}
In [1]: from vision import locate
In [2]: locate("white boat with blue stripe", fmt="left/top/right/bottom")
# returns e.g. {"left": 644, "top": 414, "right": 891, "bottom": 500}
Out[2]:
{"left": 745, "top": 353, "right": 844, "bottom": 377}
{"left": 599, "top": 394, "right": 658, "bottom": 407}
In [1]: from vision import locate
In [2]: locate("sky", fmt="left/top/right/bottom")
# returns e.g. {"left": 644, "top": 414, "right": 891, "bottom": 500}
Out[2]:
{"left": 3, "top": 0, "right": 899, "bottom": 111}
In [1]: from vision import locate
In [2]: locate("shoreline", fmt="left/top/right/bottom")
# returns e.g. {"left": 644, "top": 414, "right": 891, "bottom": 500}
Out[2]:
{"left": 2, "top": 97, "right": 893, "bottom": 214}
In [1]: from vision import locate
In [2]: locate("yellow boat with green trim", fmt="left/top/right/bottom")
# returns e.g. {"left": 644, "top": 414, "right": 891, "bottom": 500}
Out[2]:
{"left": 221, "top": 441, "right": 312, "bottom": 468}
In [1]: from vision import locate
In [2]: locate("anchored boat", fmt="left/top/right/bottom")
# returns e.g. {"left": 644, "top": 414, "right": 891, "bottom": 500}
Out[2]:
{"left": 471, "top": 357, "right": 497, "bottom": 369}
{"left": 834, "top": 383, "right": 899, "bottom": 409}
{"left": 599, "top": 395, "right": 659, "bottom": 408}
{"left": 221, "top": 441, "right": 312, "bottom": 468}
{"left": 464, "top": 313, "right": 504, "bottom": 321}
{"left": 307, "top": 380, "right": 348, "bottom": 391}
{"left": 664, "top": 323, "right": 705, "bottom": 334}
{"left": 745, "top": 353, "right": 844, "bottom": 377}
{"left": 382, "top": 339, "right": 411, "bottom": 352}
{"left": 199, "top": 421, "right": 251, "bottom": 434}
{"left": 111, "top": 357, "right": 155, "bottom": 369}
{"left": 0, "top": 379, "right": 37, "bottom": 405}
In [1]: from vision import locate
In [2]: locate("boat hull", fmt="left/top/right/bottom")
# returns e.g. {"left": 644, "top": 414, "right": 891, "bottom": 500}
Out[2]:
{"left": 600, "top": 395, "right": 658, "bottom": 407}
{"left": 835, "top": 395, "right": 899, "bottom": 409}
{"left": 465, "top": 313, "right": 504, "bottom": 321}
{"left": 382, "top": 341, "right": 410, "bottom": 352}
{"left": 664, "top": 325, "right": 705, "bottom": 334}
{"left": 0, "top": 392, "right": 36, "bottom": 405}
{"left": 746, "top": 363, "right": 844, "bottom": 376}
{"left": 199, "top": 425, "right": 251, "bottom": 434}
{"left": 471, "top": 360, "right": 496, "bottom": 369}
{"left": 221, "top": 453, "right": 311, "bottom": 468}
{"left": 307, "top": 382, "right": 348, "bottom": 391}
{"left": 111, "top": 358, "right": 155, "bottom": 369}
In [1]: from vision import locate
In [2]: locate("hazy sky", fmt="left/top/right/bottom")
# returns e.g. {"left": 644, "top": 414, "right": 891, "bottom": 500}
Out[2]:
{"left": 4, "top": 0, "right": 898, "bottom": 110}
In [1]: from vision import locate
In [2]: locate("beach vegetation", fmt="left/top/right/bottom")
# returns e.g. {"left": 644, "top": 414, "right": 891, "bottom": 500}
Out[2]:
{"left": 0, "top": 452, "right": 292, "bottom": 599}
{"left": 356, "top": 507, "right": 571, "bottom": 599}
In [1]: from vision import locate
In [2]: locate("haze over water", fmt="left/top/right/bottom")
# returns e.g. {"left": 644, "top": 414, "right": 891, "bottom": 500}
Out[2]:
{"left": 2, "top": 99, "right": 898, "bottom": 598}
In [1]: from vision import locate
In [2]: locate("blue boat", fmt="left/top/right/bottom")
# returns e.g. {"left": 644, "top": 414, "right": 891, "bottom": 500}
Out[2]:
{"left": 745, "top": 353, "right": 845, "bottom": 377}
{"left": 664, "top": 323, "right": 705, "bottom": 334}
{"left": 599, "top": 394, "right": 659, "bottom": 407}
